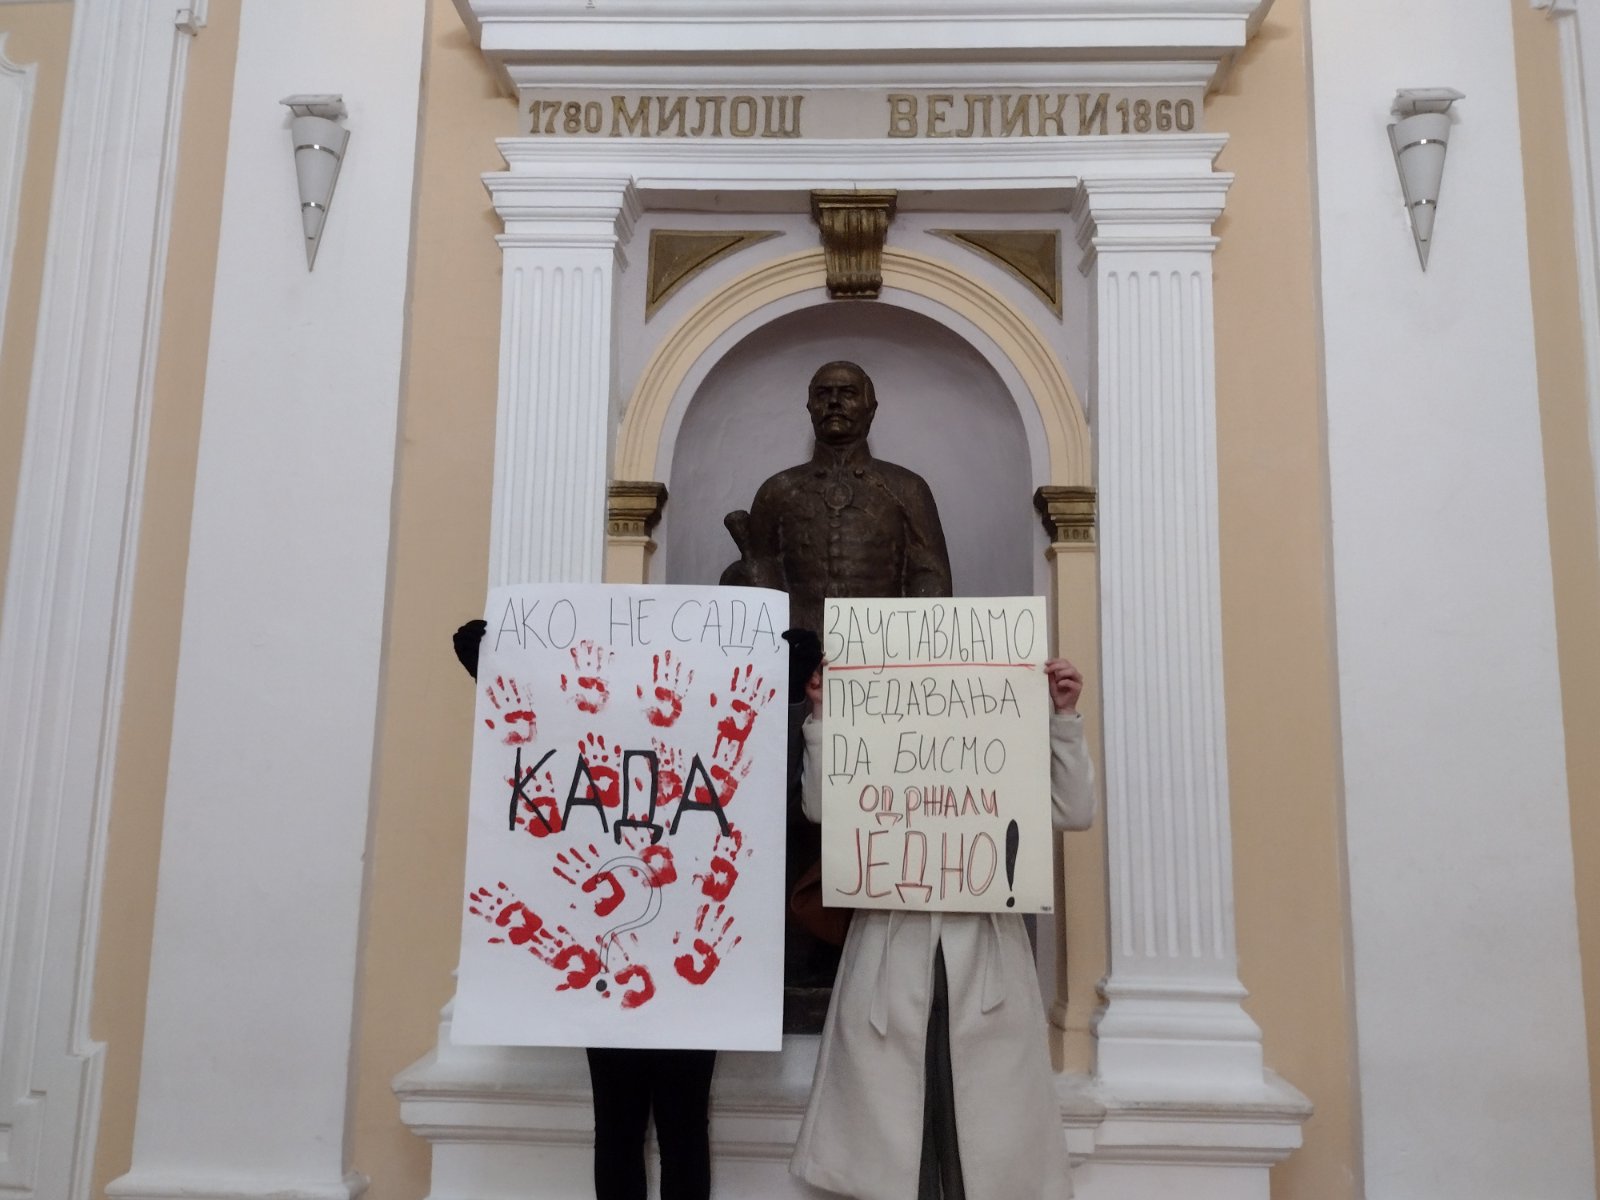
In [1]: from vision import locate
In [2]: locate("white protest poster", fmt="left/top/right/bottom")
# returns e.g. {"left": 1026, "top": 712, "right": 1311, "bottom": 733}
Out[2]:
{"left": 454, "top": 584, "right": 789, "bottom": 1050}
{"left": 820, "top": 597, "right": 1053, "bottom": 914}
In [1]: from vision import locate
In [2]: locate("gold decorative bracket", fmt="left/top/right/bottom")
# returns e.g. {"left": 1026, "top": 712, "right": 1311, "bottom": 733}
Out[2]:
{"left": 1034, "top": 485, "right": 1096, "bottom": 545}
{"left": 607, "top": 480, "right": 669, "bottom": 538}
{"left": 933, "top": 229, "right": 1062, "bottom": 315}
{"left": 810, "top": 190, "right": 898, "bottom": 299}
{"left": 647, "top": 230, "right": 781, "bottom": 318}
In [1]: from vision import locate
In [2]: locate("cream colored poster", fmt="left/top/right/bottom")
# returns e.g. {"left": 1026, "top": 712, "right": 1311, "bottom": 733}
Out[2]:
{"left": 454, "top": 583, "right": 789, "bottom": 1050}
{"left": 820, "top": 597, "right": 1052, "bottom": 913}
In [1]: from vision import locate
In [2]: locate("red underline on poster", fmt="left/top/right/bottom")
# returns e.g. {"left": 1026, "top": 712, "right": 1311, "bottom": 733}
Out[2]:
{"left": 827, "top": 662, "right": 1038, "bottom": 671}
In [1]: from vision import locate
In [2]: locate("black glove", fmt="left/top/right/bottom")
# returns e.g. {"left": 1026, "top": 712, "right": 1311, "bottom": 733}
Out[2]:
{"left": 781, "top": 628, "right": 823, "bottom": 705}
{"left": 453, "top": 619, "right": 487, "bottom": 680}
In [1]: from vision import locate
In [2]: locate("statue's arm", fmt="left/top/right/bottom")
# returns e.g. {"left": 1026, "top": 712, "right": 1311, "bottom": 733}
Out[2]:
{"left": 745, "top": 479, "right": 784, "bottom": 560}
{"left": 720, "top": 478, "right": 786, "bottom": 589}
{"left": 902, "top": 475, "right": 953, "bottom": 597}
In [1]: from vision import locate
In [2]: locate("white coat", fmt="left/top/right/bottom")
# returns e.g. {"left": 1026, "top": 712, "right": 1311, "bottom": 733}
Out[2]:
{"left": 790, "top": 711, "right": 1097, "bottom": 1200}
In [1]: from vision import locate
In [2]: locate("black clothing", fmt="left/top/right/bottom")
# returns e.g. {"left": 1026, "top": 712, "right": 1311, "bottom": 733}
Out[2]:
{"left": 586, "top": 1047, "right": 717, "bottom": 1200}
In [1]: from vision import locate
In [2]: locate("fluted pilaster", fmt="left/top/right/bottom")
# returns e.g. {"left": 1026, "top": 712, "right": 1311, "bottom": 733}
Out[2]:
{"left": 483, "top": 171, "right": 641, "bottom": 585}
{"left": 1072, "top": 178, "right": 1264, "bottom": 1093}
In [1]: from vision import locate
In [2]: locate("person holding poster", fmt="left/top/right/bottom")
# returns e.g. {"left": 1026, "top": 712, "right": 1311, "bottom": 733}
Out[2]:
{"left": 790, "top": 650, "right": 1096, "bottom": 1200}
{"left": 450, "top": 583, "right": 791, "bottom": 1200}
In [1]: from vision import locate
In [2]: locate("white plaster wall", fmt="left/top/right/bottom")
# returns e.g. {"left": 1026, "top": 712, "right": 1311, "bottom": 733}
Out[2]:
{"left": 1306, "top": 2, "right": 1597, "bottom": 1196}
{"left": 663, "top": 301, "right": 1034, "bottom": 603}
{"left": 111, "top": 0, "right": 426, "bottom": 1193}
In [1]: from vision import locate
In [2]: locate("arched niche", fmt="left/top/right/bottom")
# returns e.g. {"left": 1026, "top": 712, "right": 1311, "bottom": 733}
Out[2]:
{"left": 614, "top": 248, "right": 1091, "bottom": 593}
{"left": 666, "top": 301, "right": 1036, "bottom": 598}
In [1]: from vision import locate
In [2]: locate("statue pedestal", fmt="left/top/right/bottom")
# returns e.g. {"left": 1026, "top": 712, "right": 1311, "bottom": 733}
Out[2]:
{"left": 394, "top": 1005, "right": 1306, "bottom": 1200}
{"left": 395, "top": 1006, "right": 826, "bottom": 1200}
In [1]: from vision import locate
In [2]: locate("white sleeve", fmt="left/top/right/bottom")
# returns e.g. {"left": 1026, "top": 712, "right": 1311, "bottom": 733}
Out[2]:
{"left": 1049, "top": 711, "right": 1098, "bottom": 831}
{"left": 800, "top": 715, "right": 823, "bottom": 824}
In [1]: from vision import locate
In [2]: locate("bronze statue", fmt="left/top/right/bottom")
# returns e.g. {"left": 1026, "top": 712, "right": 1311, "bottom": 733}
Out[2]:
{"left": 722, "top": 360, "right": 953, "bottom": 1029}
{"left": 721, "top": 361, "right": 952, "bottom": 633}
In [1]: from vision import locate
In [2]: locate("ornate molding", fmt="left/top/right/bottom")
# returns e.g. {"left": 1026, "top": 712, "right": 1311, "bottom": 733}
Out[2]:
{"left": 935, "top": 228, "right": 1061, "bottom": 314}
{"left": 482, "top": 175, "right": 639, "bottom": 586}
{"left": 1531, "top": 0, "right": 1577, "bottom": 16}
{"left": 614, "top": 246, "right": 1090, "bottom": 487}
{"left": 810, "top": 190, "right": 896, "bottom": 299}
{"left": 1034, "top": 485, "right": 1096, "bottom": 544}
{"left": 0, "top": 2, "right": 204, "bottom": 1195}
{"left": 457, "top": 2, "right": 1272, "bottom": 94}
{"left": 646, "top": 229, "right": 779, "bottom": 318}
{"left": 497, "top": 134, "right": 1230, "bottom": 192}
{"left": 606, "top": 480, "right": 668, "bottom": 537}
{"left": 1070, "top": 176, "right": 1230, "bottom": 273}
{"left": 0, "top": 34, "right": 35, "bottom": 353}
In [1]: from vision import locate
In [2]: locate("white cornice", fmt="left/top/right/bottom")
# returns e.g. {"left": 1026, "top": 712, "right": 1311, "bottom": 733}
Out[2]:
{"left": 1531, "top": 0, "right": 1577, "bottom": 16}
{"left": 505, "top": 60, "right": 1222, "bottom": 93}
{"left": 455, "top": 0, "right": 1272, "bottom": 91}
{"left": 491, "top": 134, "right": 1229, "bottom": 205}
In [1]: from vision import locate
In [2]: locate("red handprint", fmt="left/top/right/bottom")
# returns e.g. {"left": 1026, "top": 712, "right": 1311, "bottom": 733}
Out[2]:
{"left": 673, "top": 903, "right": 740, "bottom": 986}
{"left": 607, "top": 937, "right": 658, "bottom": 1010}
{"left": 510, "top": 757, "right": 563, "bottom": 838}
{"left": 692, "top": 827, "right": 744, "bottom": 901}
{"left": 641, "top": 844, "right": 677, "bottom": 887}
{"left": 469, "top": 884, "right": 604, "bottom": 993}
{"left": 561, "top": 641, "right": 614, "bottom": 714}
{"left": 552, "top": 844, "right": 627, "bottom": 917}
{"left": 483, "top": 676, "right": 538, "bottom": 746}
{"left": 707, "top": 746, "right": 753, "bottom": 810}
{"left": 614, "top": 963, "right": 656, "bottom": 1009}
{"left": 469, "top": 883, "right": 551, "bottom": 947}
{"left": 698, "top": 665, "right": 774, "bottom": 809}
{"left": 710, "top": 664, "right": 776, "bottom": 759}
{"left": 576, "top": 733, "right": 622, "bottom": 808}
{"left": 651, "top": 740, "right": 687, "bottom": 812}
{"left": 636, "top": 650, "right": 694, "bottom": 728}
{"left": 551, "top": 942, "right": 603, "bottom": 991}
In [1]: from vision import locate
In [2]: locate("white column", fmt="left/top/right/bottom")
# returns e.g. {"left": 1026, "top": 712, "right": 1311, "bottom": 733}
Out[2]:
{"left": 483, "top": 169, "right": 640, "bottom": 585}
{"left": 1072, "top": 177, "right": 1265, "bottom": 1094}
{"left": 0, "top": 4, "right": 200, "bottom": 1197}
{"left": 106, "top": 1, "right": 425, "bottom": 1198}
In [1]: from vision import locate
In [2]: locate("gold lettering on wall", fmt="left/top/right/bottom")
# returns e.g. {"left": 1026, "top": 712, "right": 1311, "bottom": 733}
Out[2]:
{"left": 521, "top": 89, "right": 1200, "bottom": 139}
{"left": 884, "top": 91, "right": 1195, "bottom": 137}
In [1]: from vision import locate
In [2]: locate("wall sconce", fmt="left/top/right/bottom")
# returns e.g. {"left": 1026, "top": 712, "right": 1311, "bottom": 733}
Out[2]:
{"left": 280, "top": 94, "right": 348, "bottom": 270}
{"left": 1389, "top": 88, "right": 1463, "bottom": 269}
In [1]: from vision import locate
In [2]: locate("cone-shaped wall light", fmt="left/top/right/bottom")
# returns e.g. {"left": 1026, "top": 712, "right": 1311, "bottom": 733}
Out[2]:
{"left": 281, "top": 94, "right": 348, "bottom": 270}
{"left": 1389, "top": 88, "right": 1463, "bottom": 270}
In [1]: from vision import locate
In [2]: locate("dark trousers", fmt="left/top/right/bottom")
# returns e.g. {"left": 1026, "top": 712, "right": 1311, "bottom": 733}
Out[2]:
{"left": 586, "top": 1046, "right": 717, "bottom": 1200}
{"left": 918, "top": 945, "right": 965, "bottom": 1200}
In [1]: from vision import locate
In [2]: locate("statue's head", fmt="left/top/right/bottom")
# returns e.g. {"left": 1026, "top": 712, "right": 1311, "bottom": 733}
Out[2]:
{"left": 806, "top": 360, "right": 877, "bottom": 447}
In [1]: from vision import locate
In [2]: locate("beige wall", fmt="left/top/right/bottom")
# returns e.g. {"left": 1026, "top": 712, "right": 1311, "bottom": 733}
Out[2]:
{"left": 0, "top": 1, "right": 72, "bottom": 607}
{"left": 347, "top": 5, "right": 1366, "bottom": 1199}
{"left": 347, "top": 7, "right": 1363, "bottom": 1200}
{"left": 1206, "top": 2, "right": 1362, "bottom": 1196}
{"left": 88, "top": 3, "right": 242, "bottom": 1194}
{"left": 1511, "top": 2, "right": 1600, "bottom": 1185}
{"left": 347, "top": 1, "right": 515, "bottom": 1193}
{"left": 23, "top": 0, "right": 1585, "bottom": 1195}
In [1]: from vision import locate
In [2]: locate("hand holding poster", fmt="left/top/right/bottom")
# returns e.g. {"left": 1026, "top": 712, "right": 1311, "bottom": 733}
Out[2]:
{"left": 820, "top": 596, "right": 1052, "bottom": 913}
{"left": 454, "top": 584, "right": 789, "bottom": 1050}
